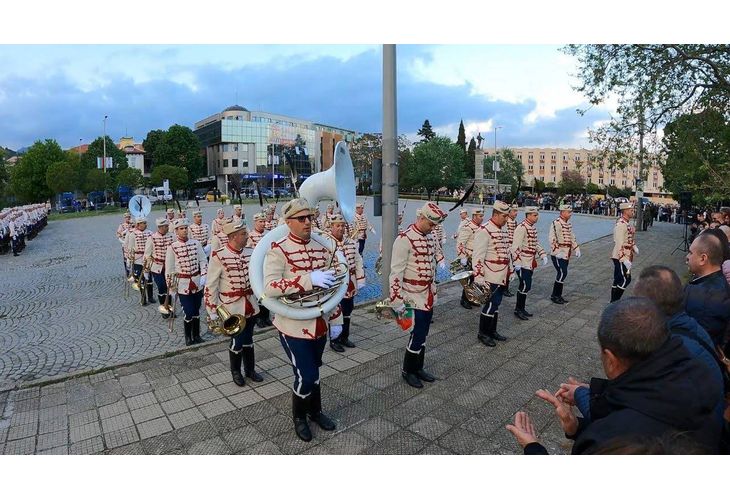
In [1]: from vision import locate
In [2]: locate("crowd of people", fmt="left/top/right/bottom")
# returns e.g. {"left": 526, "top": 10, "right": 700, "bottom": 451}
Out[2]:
{"left": 0, "top": 203, "right": 50, "bottom": 256}
{"left": 505, "top": 216, "right": 730, "bottom": 454}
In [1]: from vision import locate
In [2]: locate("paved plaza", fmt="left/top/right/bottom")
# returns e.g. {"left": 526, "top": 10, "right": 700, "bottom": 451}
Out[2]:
{"left": 0, "top": 215, "right": 687, "bottom": 455}
{"left": 0, "top": 198, "right": 616, "bottom": 386}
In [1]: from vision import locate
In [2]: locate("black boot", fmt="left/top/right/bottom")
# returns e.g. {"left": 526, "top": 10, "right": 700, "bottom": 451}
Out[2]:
{"left": 183, "top": 320, "right": 193, "bottom": 346}
{"left": 490, "top": 312, "right": 508, "bottom": 341}
{"left": 460, "top": 289, "right": 473, "bottom": 309}
{"left": 502, "top": 283, "right": 514, "bottom": 297}
{"left": 550, "top": 281, "right": 562, "bottom": 304}
{"left": 610, "top": 287, "right": 624, "bottom": 303}
{"left": 261, "top": 307, "right": 273, "bottom": 327}
{"left": 402, "top": 350, "right": 423, "bottom": 388}
{"left": 242, "top": 346, "right": 264, "bottom": 382}
{"left": 514, "top": 293, "right": 529, "bottom": 320}
{"left": 292, "top": 393, "right": 312, "bottom": 442}
{"left": 146, "top": 283, "right": 156, "bottom": 303}
{"left": 192, "top": 317, "right": 204, "bottom": 344}
{"left": 478, "top": 315, "right": 496, "bottom": 347}
{"left": 339, "top": 318, "right": 355, "bottom": 348}
{"left": 228, "top": 350, "right": 246, "bottom": 387}
{"left": 416, "top": 347, "right": 436, "bottom": 383}
{"left": 329, "top": 338, "right": 345, "bottom": 352}
{"left": 556, "top": 282, "right": 568, "bottom": 304}
{"left": 308, "top": 384, "right": 336, "bottom": 431}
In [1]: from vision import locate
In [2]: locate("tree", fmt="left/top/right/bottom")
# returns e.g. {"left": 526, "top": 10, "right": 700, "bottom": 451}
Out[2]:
{"left": 0, "top": 151, "right": 8, "bottom": 207}
{"left": 586, "top": 182, "right": 603, "bottom": 194}
{"left": 150, "top": 164, "right": 189, "bottom": 193}
{"left": 482, "top": 148, "right": 524, "bottom": 195}
{"left": 533, "top": 178, "right": 546, "bottom": 193}
{"left": 142, "top": 129, "right": 167, "bottom": 171}
{"left": 416, "top": 119, "right": 436, "bottom": 143}
{"left": 456, "top": 120, "right": 467, "bottom": 154}
{"left": 81, "top": 135, "right": 128, "bottom": 171}
{"left": 115, "top": 168, "right": 144, "bottom": 191}
{"left": 558, "top": 170, "right": 586, "bottom": 196}
{"left": 154, "top": 125, "right": 203, "bottom": 186}
{"left": 46, "top": 160, "right": 81, "bottom": 194}
{"left": 467, "top": 137, "right": 477, "bottom": 177}
{"left": 408, "top": 136, "right": 466, "bottom": 199}
{"left": 83, "top": 168, "right": 109, "bottom": 193}
{"left": 661, "top": 108, "right": 730, "bottom": 205}
{"left": 10, "top": 139, "right": 66, "bottom": 202}
{"left": 348, "top": 133, "right": 412, "bottom": 187}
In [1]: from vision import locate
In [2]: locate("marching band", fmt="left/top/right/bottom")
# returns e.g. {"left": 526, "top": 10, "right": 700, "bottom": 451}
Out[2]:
{"left": 0, "top": 203, "right": 49, "bottom": 256}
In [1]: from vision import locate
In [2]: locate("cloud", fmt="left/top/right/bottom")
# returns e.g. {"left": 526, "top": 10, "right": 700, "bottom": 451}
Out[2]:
{"left": 0, "top": 45, "right": 609, "bottom": 152}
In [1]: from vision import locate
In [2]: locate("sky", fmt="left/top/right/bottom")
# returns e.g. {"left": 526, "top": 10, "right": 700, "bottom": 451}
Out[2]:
{"left": 0, "top": 44, "right": 613, "bottom": 152}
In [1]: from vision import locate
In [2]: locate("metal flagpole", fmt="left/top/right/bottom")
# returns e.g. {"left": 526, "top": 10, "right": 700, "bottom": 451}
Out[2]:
{"left": 381, "top": 44, "right": 398, "bottom": 298}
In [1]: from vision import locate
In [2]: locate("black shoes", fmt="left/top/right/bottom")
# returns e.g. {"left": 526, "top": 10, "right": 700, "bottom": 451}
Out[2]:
{"left": 292, "top": 385, "right": 338, "bottom": 442}
{"left": 415, "top": 348, "right": 436, "bottom": 383}
{"left": 478, "top": 315, "right": 496, "bottom": 347}
{"left": 460, "top": 297, "right": 473, "bottom": 309}
{"left": 514, "top": 309, "right": 530, "bottom": 320}
{"left": 183, "top": 320, "right": 193, "bottom": 346}
{"left": 514, "top": 293, "right": 530, "bottom": 320}
{"left": 242, "top": 346, "right": 264, "bottom": 382}
{"left": 502, "top": 288, "right": 514, "bottom": 297}
{"left": 191, "top": 317, "right": 204, "bottom": 344}
{"left": 228, "top": 351, "right": 246, "bottom": 387}
{"left": 329, "top": 340, "right": 345, "bottom": 353}
{"left": 307, "top": 385, "right": 336, "bottom": 431}
{"left": 402, "top": 350, "right": 424, "bottom": 388}
{"left": 551, "top": 282, "right": 568, "bottom": 304}
{"left": 292, "top": 394, "right": 312, "bottom": 442}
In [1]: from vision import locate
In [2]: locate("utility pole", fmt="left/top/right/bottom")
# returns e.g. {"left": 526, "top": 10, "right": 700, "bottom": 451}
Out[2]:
{"left": 493, "top": 125, "right": 502, "bottom": 200}
{"left": 103, "top": 115, "right": 108, "bottom": 204}
{"left": 381, "top": 44, "right": 398, "bottom": 298}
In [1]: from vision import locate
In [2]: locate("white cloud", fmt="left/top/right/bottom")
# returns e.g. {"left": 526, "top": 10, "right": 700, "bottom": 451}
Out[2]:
{"left": 405, "top": 45, "right": 586, "bottom": 124}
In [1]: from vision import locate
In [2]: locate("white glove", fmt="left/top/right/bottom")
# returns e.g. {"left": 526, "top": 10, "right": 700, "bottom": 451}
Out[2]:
{"left": 623, "top": 260, "right": 632, "bottom": 272}
{"left": 369, "top": 227, "right": 376, "bottom": 235}
{"left": 438, "top": 261, "right": 446, "bottom": 270}
{"left": 633, "top": 245, "right": 639, "bottom": 255}
{"left": 209, "top": 312, "right": 219, "bottom": 321}
{"left": 199, "top": 276, "right": 207, "bottom": 287}
{"left": 311, "top": 269, "right": 336, "bottom": 288}
{"left": 393, "top": 303, "right": 406, "bottom": 314}
{"left": 542, "top": 256, "right": 549, "bottom": 266}
{"left": 203, "top": 244, "right": 211, "bottom": 256}
{"left": 357, "top": 282, "right": 366, "bottom": 290}
{"left": 460, "top": 258, "right": 468, "bottom": 266}
{"left": 441, "top": 238, "right": 446, "bottom": 244}
{"left": 575, "top": 249, "right": 582, "bottom": 258}
{"left": 509, "top": 272, "right": 517, "bottom": 282}
{"left": 514, "top": 265, "right": 522, "bottom": 273}
{"left": 330, "top": 324, "right": 343, "bottom": 340}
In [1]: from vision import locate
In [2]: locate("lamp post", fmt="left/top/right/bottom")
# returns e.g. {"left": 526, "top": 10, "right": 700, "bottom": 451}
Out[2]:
{"left": 103, "top": 115, "right": 108, "bottom": 204}
{"left": 493, "top": 125, "right": 502, "bottom": 199}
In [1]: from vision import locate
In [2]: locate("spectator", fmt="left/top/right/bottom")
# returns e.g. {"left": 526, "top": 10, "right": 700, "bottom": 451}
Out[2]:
{"left": 684, "top": 231, "right": 730, "bottom": 347}
{"left": 717, "top": 225, "right": 730, "bottom": 285}
{"left": 506, "top": 298, "right": 724, "bottom": 454}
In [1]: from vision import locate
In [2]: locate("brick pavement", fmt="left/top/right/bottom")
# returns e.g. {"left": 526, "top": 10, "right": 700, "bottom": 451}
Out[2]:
{"left": 0, "top": 221, "right": 687, "bottom": 454}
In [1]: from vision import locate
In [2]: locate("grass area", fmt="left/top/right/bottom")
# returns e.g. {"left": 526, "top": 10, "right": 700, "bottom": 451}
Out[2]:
{"left": 48, "top": 205, "right": 167, "bottom": 221}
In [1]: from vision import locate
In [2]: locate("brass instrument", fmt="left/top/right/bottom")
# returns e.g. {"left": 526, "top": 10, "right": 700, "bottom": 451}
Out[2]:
{"left": 375, "top": 255, "right": 382, "bottom": 276}
{"left": 449, "top": 257, "right": 471, "bottom": 274}
{"left": 374, "top": 300, "right": 415, "bottom": 320}
{"left": 280, "top": 261, "right": 350, "bottom": 308}
{"left": 450, "top": 270, "right": 491, "bottom": 305}
{"left": 167, "top": 273, "right": 180, "bottom": 334}
{"left": 207, "top": 305, "right": 246, "bottom": 336}
{"left": 133, "top": 257, "right": 153, "bottom": 305}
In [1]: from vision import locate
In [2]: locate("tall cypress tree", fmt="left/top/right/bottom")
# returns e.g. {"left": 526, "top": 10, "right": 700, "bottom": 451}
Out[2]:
{"left": 467, "top": 137, "right": 477, "bottom": 177}
{"left": 417, "top": 119, "right": 436, "bottom": 143}
{"left": 457, "top": 120, "right": 467, "bottom": 154}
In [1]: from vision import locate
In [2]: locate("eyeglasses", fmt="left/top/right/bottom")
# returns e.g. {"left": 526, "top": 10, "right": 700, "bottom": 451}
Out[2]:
{"left": 293, "top": 215, "right": 313, "bottom": 223}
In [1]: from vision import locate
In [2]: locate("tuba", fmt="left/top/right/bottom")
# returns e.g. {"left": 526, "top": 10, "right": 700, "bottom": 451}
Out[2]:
{"left": 248, "top": 141, "right": 356, "bottom": 320}
{"left": 450, "top": 270, "right": 491, "bottom": 305}
{"left": 207, "top": 305, "right": 246, "bottom": 336}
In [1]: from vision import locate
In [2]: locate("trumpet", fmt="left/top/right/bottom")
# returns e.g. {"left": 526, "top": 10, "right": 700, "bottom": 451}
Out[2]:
{"left": 450, "top": 270, "right": 491, "bottom": 305}
{"left": 207, "top": 305, "right": 246, "bottom": 336}
{"left": 281, "top": 261, "right": 350, "bottom": 308}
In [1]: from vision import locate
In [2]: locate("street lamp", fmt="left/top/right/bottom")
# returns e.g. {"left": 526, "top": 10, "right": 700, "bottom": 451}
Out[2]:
{"left": 103, "top": 115, "right": 108, "bottom": 204}
{"left": 493, "top": 125, "right": 502, "bottom": 198}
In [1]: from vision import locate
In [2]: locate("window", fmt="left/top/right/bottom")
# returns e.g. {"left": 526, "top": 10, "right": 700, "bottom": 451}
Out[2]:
{"left": 551, "top": 153, "right": 556, "bottom": 161}
{"left": 562, "top": 165, "right": 568, "bottom": 171}
{"left": 575, "top": 154, "right": 581, "bottom": 161}
{"left": 528, "top": 165, "right": 533, "bottom": 171}
{"left": 223, "top": 159, "right": 228, "bottom": 168}
{"left": 232, "top": 159, "right": 238, "bottom": 168}
{"left": 610, "top": 179, "right": 615, "bottom": 185}
{"left": 563, "top": 154, "right": 568, "bottom": 161}
{"left": 550, "top": 165, "right": 556, "bottom": 172}
{"left": 528, "top": 154, "right": 533, "bottom": 162}
{"left": 599, "top": 177, "right": 604, "bottom": 185}
{"left": 540, "top": 153, "right": 545, "bottom": 160}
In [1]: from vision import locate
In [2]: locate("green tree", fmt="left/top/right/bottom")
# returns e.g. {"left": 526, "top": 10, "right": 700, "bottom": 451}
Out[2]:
{"left": 83, "top": 168, "right": 109, "bottom": 193}
{"left": 416, "top": 119, "right": 436, "bottom": 143}
{"left": 408, "top": 136, "right": 466, "bottom": 199}
{"left": 586, "top": 182, "right": 603, "bottom": 194}
{"left": 661, "top": 107, "right": 730, "bottom": 205}
{"left": 456, "top": 120, "right": 467, "bottom": 153}
{"left": 46, "top": 160, "right": 81, "bottom": 194}
{"left": 558, "top": 170, "right": 586, "bottom": 196}
{"left": 483, "top": 148, "right": 524, "bottom": 195}
{"left": 467, "top": 137, "right": 477, "bottom": 177}
{"left": 10, "top": 139, "right": 66, "bottom": 202}
{"left": 154, "top": 125, "right": 203, "bottom": 186}
{"left": 81, "top": 135, "right": 128, "bottom": 171}
{"left": 142, "top": 129, "right": 167, "bottom": 170}
{"left": 115, "top": 168, "right": 144, "bottom": 191}
{"left": 150, "top": 164, "right": 189, "bottom": 194}
{"left": 348, "top": 133, "right": 412, "bottom": 187}
{"left": 533, "top": 178, "right": 546, "bottom": 193}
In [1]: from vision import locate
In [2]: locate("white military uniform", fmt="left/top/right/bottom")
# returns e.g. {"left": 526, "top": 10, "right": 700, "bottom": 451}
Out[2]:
{"left": 511, "top": 219, "right": 547, "bottom": 269}
{"left": 144, "top": 231, "right": 173, "bottom": 275}
{"left": 472, "top": 219, "right": 510, "bottom": 287}
{"left": 457, "top": 219, "right": 481, "bottom": 260}
{"left": 205, "top": 244, "right": 259, "bottom": 320}
{"left": 189, "top": 222, "right": 209, "bottom": 247}
{"left": 612, "top": 216, "right": 636, "bottom": 264}
{"left": 548, "top": 217, "right": 580, "bottom": 260}
{"left": 165, "top": 238, "right": 208, "bottom": 296}
{"left": 246, "top": 228, "right": 267, "bottom": 249}
{"left": 210, "top": 231, "right": 230, "bottom": 253}
{"left": 125, "top": 227, "right": 152, "bottom": 266}
{"left": 263, "top": 232, "right": 343, "bottom": 339}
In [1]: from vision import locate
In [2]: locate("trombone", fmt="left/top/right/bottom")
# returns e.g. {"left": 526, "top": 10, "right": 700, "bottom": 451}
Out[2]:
{"left": 166, "top": 273, "right": 180, "bottom": 334}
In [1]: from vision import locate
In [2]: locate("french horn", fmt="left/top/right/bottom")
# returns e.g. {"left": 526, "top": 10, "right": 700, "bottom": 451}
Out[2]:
{"left": 207, "top": 305, "right": 246, "bottom": 336}
{"left": 248, "top": 141, "right": 356, "bottom": 320}
{"left": 450, "top": 270, "right": 491, "bottom": 305}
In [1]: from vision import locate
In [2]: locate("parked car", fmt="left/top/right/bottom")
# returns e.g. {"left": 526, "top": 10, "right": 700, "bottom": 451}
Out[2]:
{"left": 274, "top": 188, "right": 290, "bottom": 198}
{"left": 258, "top": 188, "right": 274, "bottom": 199}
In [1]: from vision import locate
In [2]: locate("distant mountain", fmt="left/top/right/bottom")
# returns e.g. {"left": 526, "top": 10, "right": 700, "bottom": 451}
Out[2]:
{"left": 2, "top": 147, "right": 17, "bottom": 158}
{"left": 16, "top": 146, "right": 29, "bottom": 155}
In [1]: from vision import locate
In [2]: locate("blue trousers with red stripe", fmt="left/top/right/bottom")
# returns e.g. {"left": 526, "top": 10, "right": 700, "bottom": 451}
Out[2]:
{"left": 279, "top": 333, "right": 327, "bottom": 398}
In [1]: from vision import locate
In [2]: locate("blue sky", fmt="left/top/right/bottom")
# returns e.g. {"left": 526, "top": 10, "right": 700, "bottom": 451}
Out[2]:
{"left": 0, "top": 44, "right": 613, "bottom": 151}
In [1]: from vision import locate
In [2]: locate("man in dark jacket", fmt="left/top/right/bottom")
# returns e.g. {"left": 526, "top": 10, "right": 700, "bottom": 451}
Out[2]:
{"left": 684, "top": 231, "right": 730, "bottom": 347}
{"left": 507, "top": 298, "right": 724, "bottom": 454}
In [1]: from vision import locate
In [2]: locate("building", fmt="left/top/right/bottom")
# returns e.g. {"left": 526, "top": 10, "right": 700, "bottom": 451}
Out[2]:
{"left": 118, "top": 137, "right": 148, "bottom": 177}
{"left": 475, "top": 147, "right": 673, "bottom": 203}
{"left": 193, "top": 105, "right": 356, "bottom": 194}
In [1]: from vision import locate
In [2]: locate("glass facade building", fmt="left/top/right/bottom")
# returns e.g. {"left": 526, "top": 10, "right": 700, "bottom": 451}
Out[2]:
{"left": 194, "top": 105, "right": 355, "bottom": 193}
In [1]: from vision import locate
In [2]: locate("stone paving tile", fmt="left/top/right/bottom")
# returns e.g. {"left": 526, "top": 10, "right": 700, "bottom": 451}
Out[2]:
{"left": 221, "top": 426, "right": 268, "bottom": 452}
{"left": 69, "top": 436, "right": 105, "bottom": 455}
{"left": 365, "top": 429, "right": 427, "bottom": 455}
{"left": 154, "top": 384, "right": 186, "bottom": 403}
{"left": 4, "top": 436, "right": 36, "bottom": 455}
{"left": 98, "top": 400, "right": 128, "bottom": 420}
{"left": 198, "top": 398, "right": 236, "bottom": 419}
{"left": 136, "top": 416, "right": 173, "bottom": 440}
{"left": 182, "top": 378, "right": 213, "bottom": 394}
{"left": 8, "top": 422, "right": 38, "bottom": 441}
{"left": 104, "top": 427, "right": 140, "bottom": 449}
{"left": 322, "top": 431, "right": 373, "bottom": 455}
{"left": 69, "top": 409, "right": 98, "bottom": 428}
{"left": 253, "top": 380, "right": 290, "bottom": 400}
{"left": 70, "top": 422, "right": 102, "bottom": 443}
{"left": 352, "top": 417, "right": 400, "bottom": 443}
{"left": 188, "top": 387, "right": 224, "bottom": 406}
{"left": 107, "top": 442, "right": 145, "bottom": 455}
{"left": 227, "top": 390, "right": 264, "bottom": 409}
{"left": 408, "top": 416, "right": 452, "bottom": 441}
{"left": 168, "top": 408, "right": 206, "bottom": 430}
{"left": 131, "top": 404, "right": 165, "bottom": 424}
{"left": 237, "top": 440, "right": 281, "bottom": 454}
{"left": 437, "top": 427, "right": 485, "bottom": 454}
{"left": 37, "top": 430, "right": 68, "bottom": 451}
{"left": 38, "top": 415, "right": 68, "bottom": 434}
{"left": 187, "top": 436, "right": 231, "bottom": 455}
{"left": 141, "top": 433, "right": 186, "bottom": 454}
{"left": 101, "top": 413, "right": 134, "bottom": 434}
{"left": 161, "top": 395, "right": 195, "bottom": 415}
{"left": 126, "top": 392, "right": 158, "bottom": 411}
{"left": 174, "top": 421, "right": 219, "bottom": 447}
{"left": 37, "top": 446, "right": 69, "bottom": 455}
